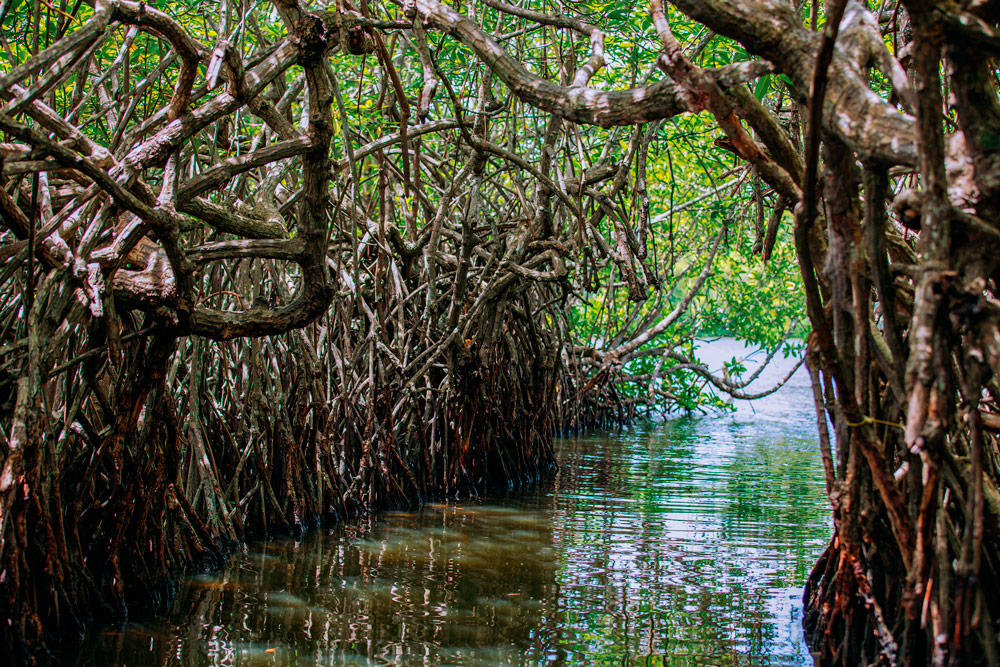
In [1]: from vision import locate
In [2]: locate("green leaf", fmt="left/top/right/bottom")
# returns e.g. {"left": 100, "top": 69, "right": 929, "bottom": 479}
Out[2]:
{"left": 753, "top": 74, "right": 772, "bottom": 101}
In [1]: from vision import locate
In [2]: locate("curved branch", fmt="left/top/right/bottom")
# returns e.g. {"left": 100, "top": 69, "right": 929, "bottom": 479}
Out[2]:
{"left": 668, "top": 0, "right": 918, "bottom": 165}
{"left": 414, "top": 0, "right": 685, "bottom": 127}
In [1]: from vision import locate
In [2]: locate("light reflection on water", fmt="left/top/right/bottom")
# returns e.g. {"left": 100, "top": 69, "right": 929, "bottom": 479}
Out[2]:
{"left": 78, "top": 340, "right": 830, "bottom": 666}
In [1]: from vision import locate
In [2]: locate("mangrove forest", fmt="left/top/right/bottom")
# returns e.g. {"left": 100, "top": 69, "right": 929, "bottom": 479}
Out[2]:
{"left": 1, "top": 0, "right": 999, "bottom": 664}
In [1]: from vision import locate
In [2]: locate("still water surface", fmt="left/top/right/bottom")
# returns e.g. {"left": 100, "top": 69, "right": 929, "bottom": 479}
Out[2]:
{"left": 79, "top": 341, "right": 830, "bottom": 666}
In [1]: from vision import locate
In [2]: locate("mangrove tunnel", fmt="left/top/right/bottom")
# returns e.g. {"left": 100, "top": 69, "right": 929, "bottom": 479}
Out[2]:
{"left": 1, "top": 0, "right": 999, "bottom": 664}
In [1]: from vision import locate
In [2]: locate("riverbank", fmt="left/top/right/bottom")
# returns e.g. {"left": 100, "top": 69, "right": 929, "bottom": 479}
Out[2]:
{"left": 77, "top": 340, "right": 829, "bottom": 666}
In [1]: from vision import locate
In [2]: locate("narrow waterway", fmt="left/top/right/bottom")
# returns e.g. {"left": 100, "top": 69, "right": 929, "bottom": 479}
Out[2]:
{"left": 78, "top": 340, "right": 830, "bottom": 666}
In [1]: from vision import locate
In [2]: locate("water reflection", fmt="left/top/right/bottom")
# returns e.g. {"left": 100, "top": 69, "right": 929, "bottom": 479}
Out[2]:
{"left": 78, "top": 341, "right": 830, "bottom": 666}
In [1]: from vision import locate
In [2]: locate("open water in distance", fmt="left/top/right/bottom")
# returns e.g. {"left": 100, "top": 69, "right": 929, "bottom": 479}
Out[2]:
{"left": 78, "top": 339, "right": 831, "bottom": 666}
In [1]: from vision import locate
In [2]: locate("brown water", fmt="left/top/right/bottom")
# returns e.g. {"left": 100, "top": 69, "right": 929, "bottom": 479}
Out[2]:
{"left": 77, "top": 341, "right": 830, "bottom": 666}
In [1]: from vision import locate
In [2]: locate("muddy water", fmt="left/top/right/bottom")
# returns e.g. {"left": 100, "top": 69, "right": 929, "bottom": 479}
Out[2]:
{"left": 78, "top": 340, "right": 830, "bottom": 666}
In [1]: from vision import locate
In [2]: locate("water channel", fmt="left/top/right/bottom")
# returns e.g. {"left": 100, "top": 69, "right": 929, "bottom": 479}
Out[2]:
{"left": 78, "top": 340, "right": 831, "bottom": 666}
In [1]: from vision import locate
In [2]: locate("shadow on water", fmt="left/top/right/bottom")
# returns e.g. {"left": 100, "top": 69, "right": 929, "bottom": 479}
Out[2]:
{"left": 77, "top": 339, "right": 830, "bottom": 666}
